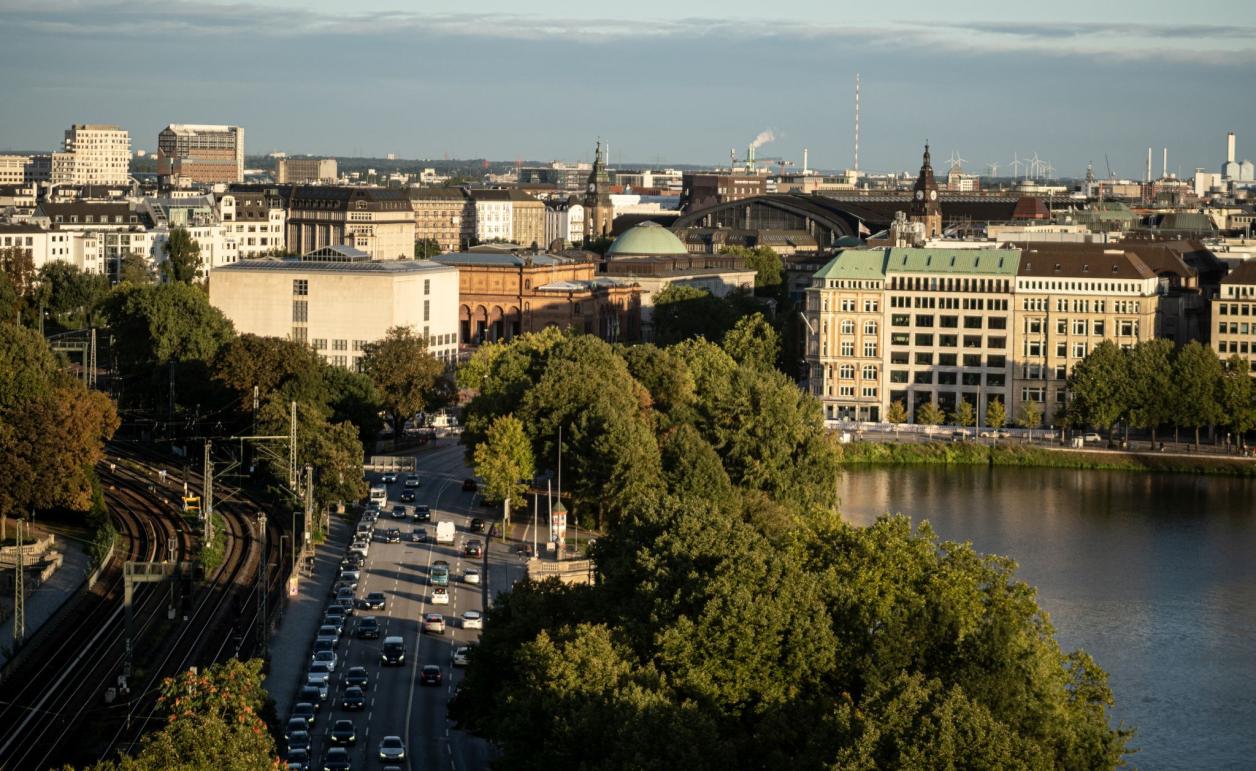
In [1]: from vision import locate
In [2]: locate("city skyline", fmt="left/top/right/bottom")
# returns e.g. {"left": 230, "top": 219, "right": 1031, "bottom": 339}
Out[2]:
{"left": 0, "top": 1, "right": 1254, "bottom": 175}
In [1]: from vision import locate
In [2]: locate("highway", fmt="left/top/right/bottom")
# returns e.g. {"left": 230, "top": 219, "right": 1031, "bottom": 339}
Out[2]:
{"left": 293, "top": 439, "right": 527, "bottom": 771}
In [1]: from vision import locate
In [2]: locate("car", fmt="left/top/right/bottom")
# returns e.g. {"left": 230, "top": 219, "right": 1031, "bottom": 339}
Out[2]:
{"left": 356, "top": 616, "right": 380, "bottom": 639}
{"left": 285, "top": 747, "right": 310, "bottom": 770}
{"left": 404, "top": 474, "right": 421, "bottom": 488}
{"left": 399, "top": 489, "right": 415, "bottom": 503}
{"left": 420, "top": 664, "right": 443, "bottom": 685}
{"left": 414, "top": 504, "right": 431, "bottom": 521}
{"left": 378, "top": 736, "right": 406, "bottom": 762}
{"left": 332, "top": 579, "right": 356, "bottom": 596}
{"left": 344, "top": 665, "right": 369, "bottom": 689}
{"left": 462, "top": 610, "right": 483, "bottom": 630}
{"left": 411, "top": 527, "right": 427, "bottom": 543}
{"left": 298, "top": 684, "right": 325, "bottom": 706}
{"left": 381, "top": 635, "right": 406, "bottom": 665}
{"left": 340, "top": 554, "right": 365, "bottom": 570}
{"left": 463, "top": 539, "right": 482, "bottom": 557}
{"left": 291, "top": 701, "right": 316, "bottom": 727}
{"left": 951, "top": 428, "right": 972, "bottom": 439}
{"left": 462, "top": 478, "right": 478, "bottom": 492}
{"left": 324, "top": 604, "right": 346, "bottom": 622}
{"left": 286, "top": 729, "right": 310, "bottom": 753}
{"left": 312, "top": 638, "right": 336, "bottom": 658}
{"left": 422, "top": 612, "right": 445, "bottom": 634}
{"left": 391, "top": 504, "right": 408, "bottom": 519}
{"left": 453, "top": 646, "right": 471, "bottom": 667}
{"left": 329, "top": 718, "right": 357, "bottom": 745}
{"left": 1082, "top": 432, "right": 1103, "bottom": 443}
{"left": 322, "top": 746, "right": 352, "bottom": 771}
{"left": 306, "top": 670, "right": 331, "bottom": 689}
{"left": 464, "top": 567, "right": 481, "bottom": 585}
{"left": 340, "top": 686, "right": 366, "bottom": 711}
{"left": 431, "top": 587, "right": 449, "bottom": 605}
{"left": 332, "top": 596, "right": 355, "bottom": 616}
{"left": 383, "top": 528, "right": 402, "bottom": 544}
{"left": 318, "top": 624, "right": 341, "bottom": 640}
{"left": 360, "top": 508, "right": 378, "bottom": 524}
{"left": 354, "top": 524, "right": 372, "bottom": 541}
{"left": 361, "top": 591, "right": 386, "bottom": 610}
{"left": 348, "top": 542, "right": 369, "bottom": 558}
{"left": 307, "top": 662, "right": 334, "bottom": 685}
{"left": 431, "top": 560, "right": 449, "bottom": 586}
{"left": 320, "top": 615, "right": 343, "bottom": 636}
{"left": 312, "top": 649, "right": 337, "bottom": 671}
{"left": 285, "top": 716, "right": 309, "bottom": 740}
{"left": 381, "top": 473, "right": 397, "bottom": 483}
{"left": 468, "top": 517, "right": 485, "bottom": 532}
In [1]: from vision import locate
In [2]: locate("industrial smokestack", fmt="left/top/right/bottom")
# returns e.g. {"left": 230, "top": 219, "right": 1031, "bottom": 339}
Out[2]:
{"left": 803, "top": 147, "right": 809, "bottom": 175}
{"left": 1228, "top": 131, "right": 1237, "bottom": 164}
{"left": 1163, "top": 147, "right": 1168, "bottom": 179}
{"left": 1146, "top": 147, "right": 1152, "bottom": 183}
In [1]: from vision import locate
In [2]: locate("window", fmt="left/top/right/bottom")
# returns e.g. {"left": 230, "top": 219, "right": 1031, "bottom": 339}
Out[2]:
{"left": 915, "top": 352, "right": 934, "bottom": 365}
{"left": 1073, "top": 342, "right": 1088, "bottom": 358}
{"left": 936, "top": 334, "right": 956, "bottom": 347}
{"left": 987, "top": 373, "right": 1005, "bottom": 386}
{"left": 890, "top": 370, "right": 909, "bottom": 383}
{"left": 841, "top": 341, "right": 855, "bottom": 356}
{"left": 1056, "top": 341, "right": 1067, "bottom": 357}
{"left": 940, "top": 315, "right": 959, "bottom": 328}
{"left": 424, "top": 299, "right": 430, "bottom": 322}
{"left": 963, "top": 354, "right": 982, "bottom": 367}
{"left": 962, "top": 372, "right": 982, "bottom": 386}
{"left": 1025, "top": 340, "right": 1043, "bottom": 356}
{"left": 891, "top": 333, "right": 910, "bottom": 346}
{"left": 913, "top": 371, "right": 933, "bottom": 384}
{"left": 291, "top": 326, "right": 308, "bottom": 343}
{"left": 863, "top": 320, "right": 877, "bottom": 336}
{"left": 937, "top": 371, "right": 957, "bottom": 385}
{"left": 353, "top": 340, "right": 367, "bottom": 351}
{"left": 938, "top": 353, "right": 957, "bottom": 366}
{"left": 1093, "top": 320, "right": 1105, "bottom": 336}
{"left": 1054, "top": 365, "right": 1068, "bottom": 380}
{"left": 862, "top": 385, "right": 878, "bottom": 398}
{"left": 862, "top": 365, "right": 878, "bottom": 380}
{"left": 915, "top": 314, "right": 935, "bottom": 327}
{"left": 987, "top": 355, "right": 1005, "bottom": 368}
{"left": 333, "top": 339, "right": 348, "bottom": 351}
{"left": 839, "top": 385, "right": 855, "bottom": 397}
{"left": 863, "top": 298, "right": 879, "bottom": 313}
{"left": 987, "top": 337, "right": 1006, "bottom": 349}
{"left": 1056, "top": 318, "right": 1068, "bottom": 334}
{"left": 1119, "top": 320, "right": 1137, "bottom": 337}
{"left": 863, "top": 341, "right": 878, "bottom": 357}
{"left": 424, "top": 279, "right": 431, "bottom": 295}
{"left": 839, "top": 364, "right": 855, "bottom": 379}
{"left": 963, "top": 335, "right": 982, "bottom": 349}
{"left": 841, "top": 320, "right": 855, "bottom": 334}
{"left": 1021, "top": 387, "right": 1045, "bottom": 402}
{"left": 892, "top": 314, "right": 910, "bottom": 327}
{"left": 292, "top": 300, "right": 308, "bottom": 323}
{"left": 890, "top": 351, "right": 910, "bottom": 364}
{"left": 293, "top": 279, "right": 308, "bottom": 296}
{"left": 1073, "top": 319, "right": 1088, "bottom": 335}
{"left": 988, "top": 317, "right": 1007, "bottom": 330}
{"left": 312, "top": 338, "right": 327, "bottom": 350}
{"left": 840, "top": 299, "right": 856, "bottom": 311}
{"left": 963, "top": 316, "right": 983, "bottom": 329}
{"left": 915, "top": 333, "right": 934, "bottom": 346}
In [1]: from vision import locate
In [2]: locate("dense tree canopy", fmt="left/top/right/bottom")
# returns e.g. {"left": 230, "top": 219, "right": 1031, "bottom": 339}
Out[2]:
{"left": 718, "top": 244, "right": 784, "bottom": 290}
{"left": 360, "top": 325, "right": 449, "bottom": 438}
{"left": 37, "top": 262, "right": 110, "bottom": 330}
{"left": 160, "top": 226, "right": 202, "bottom": 284}
{"left": 473, "top": 414, "right": 534, "bottom": 507}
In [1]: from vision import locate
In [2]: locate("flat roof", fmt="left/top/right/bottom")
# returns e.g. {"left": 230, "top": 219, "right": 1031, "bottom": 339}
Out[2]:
{"left": 217, "top": 258, "right": 456, "bottom": 275}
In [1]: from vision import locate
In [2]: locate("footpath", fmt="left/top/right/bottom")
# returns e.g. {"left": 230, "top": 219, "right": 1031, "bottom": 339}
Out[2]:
{"left": 0, "top": 532, "right": 91, "bottom": 672}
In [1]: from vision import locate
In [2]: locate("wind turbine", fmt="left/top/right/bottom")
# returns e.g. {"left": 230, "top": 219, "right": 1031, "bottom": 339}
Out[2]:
{"left": 1043, "top": 162, "right": 1055, "bottom": 179}
{"left": 1010, "top": 153, "right": 1023, "bottom": 179}
{"left": 986, "top": 161, "right": 999, "bottom": 177}
{"left": 946, "top": 151, "right": 967, "bottom": 173}
{"left": 1029, "top": 152, "right": 1043, "bottom": 180}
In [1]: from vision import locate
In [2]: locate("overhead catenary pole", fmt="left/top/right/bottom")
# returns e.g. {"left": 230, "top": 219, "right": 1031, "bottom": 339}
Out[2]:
{"left": 257, "top": 512, "right": 267, "bottom": 659}
{"left": 13, "top": 518, "right": 24, "bottom": 646}
{"left": 203, "top": 441, "right": 213, "bottom": 544}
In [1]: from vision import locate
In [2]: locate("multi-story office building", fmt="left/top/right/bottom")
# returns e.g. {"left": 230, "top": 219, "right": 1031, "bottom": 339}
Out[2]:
{"left": 218, "top": 190, "right": 286, "bottom": 257}
{"left": 157, "top": 124, "right": 245, "bottom": 184}
{"left": 285, "top": 187, "right": 414, "bottom": 260}
{"left": 470, "top": 189, "right": 513, "bottom": 243}
{"left": 0, "top": 156, "right": 30, "bottom": 185}
{"left": 57, "top": 124, "right": 131, "bottom": 185}
{"left": 276, "top": 158, "right": 337, "bottom": 184}
{"left": 209, "top": 246, "right": 461, "bottom": 366}
{"left": 806, "top": 245, "right": 1163, "bottom": 426}
{"left": 1212, "top": 260, "right": 1256, "bottom": 373}
{"left": 509, "top": 189, "right": 546, "bottom": 249}
{"left": 679, "top": 172, "right": 767, "bottom": 211}
{"left": 409, "top": 187, "right": 474, "bottom": 252}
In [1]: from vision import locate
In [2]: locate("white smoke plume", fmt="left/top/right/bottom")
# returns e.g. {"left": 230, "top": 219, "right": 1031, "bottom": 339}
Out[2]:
{"left": 750, "top": 130, "right": 776, "bottom": 150}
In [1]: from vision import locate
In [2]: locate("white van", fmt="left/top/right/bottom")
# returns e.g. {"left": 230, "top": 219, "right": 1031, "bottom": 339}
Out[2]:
{"left": 435, "top": 521, "right": 455, "bottom": 544}
{"left": 368, "top": 486, "right": 387, "bottom": 506}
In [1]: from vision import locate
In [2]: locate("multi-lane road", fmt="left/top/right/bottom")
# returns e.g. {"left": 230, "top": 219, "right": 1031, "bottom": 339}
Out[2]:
{"left": 289, "top": 439, "right": 527, "bottom": 771}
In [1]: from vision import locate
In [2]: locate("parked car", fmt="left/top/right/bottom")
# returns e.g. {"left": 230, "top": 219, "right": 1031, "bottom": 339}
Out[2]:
{"left": 1082, "top": 432, "right": 1103, "bottom": 443}
{"left": 306, "top": 662, "right": 333, "bottom": 686}
{"left": 420, "top": 665, "right": 442, "bottom": 685}
{"left": 311, "top": 638, "right": 336, "bottom": 658}
{"left": 422, "top": 613, "right": 445, "bottom": 634}
{"left": 312, "top": 649, "right": 337, "bottom": 672}
{"left": 411, "top": 527, "right": 427, "bottom": 543}
{"left": 297, "top": 684, "right": 325, "bottom": 706}
{"left": 461, "top": 610, "right": 483, "bottom": 630}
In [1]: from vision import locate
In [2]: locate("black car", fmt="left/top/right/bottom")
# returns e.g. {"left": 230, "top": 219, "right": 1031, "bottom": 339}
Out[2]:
{"left": 463, "top": 539, "right": 482, "bottom": 557}
{"left": 340, "top": 685, "right": 366, "bottom": 710}
{"left": 391, "top": 505, "right": 408, "bottom": 519}
{"left": 414, "top": 504, "right": 431, "bottom": 521}
{"left": 285, "top": 747, "right": 310, "bottom": 770}
{"left": 297, "top": 685, "right": 324, "bottom": 707}
{"left": 287, "top": 729, "right": 311, "bottom": 753}
{"left": 420, "top": 665, "right": 442, "bottom": 685}
{"left": 399, "top": 490, "right": 415, "bottom": 503}
{"left": 383, "top": 528, "right": 402, "bottom": 544}
{"left": 292, "top": 701, "right": 317, "bottom": 726}
{"left": 322, "top": 746, "right": 351, "bottom": 771}
{"left": 411, "top": 527, "right": 427, "bottom": 543}
{"left": 344, "top": 665, "right": 369, "bottom": 689}
{"left": 361, "top": 591, "right": 386, "bottom": 610}
{"left": 356, "top": 616, "right": 380, "bottom": 639}
{"left": 330, "top": 718, "right": 357, "bottom": 745}
{"left": 469, "top": 517, "right": 485, "bottom": 533}
{"left": 462, "top": 478, "right": 478, "bottom": 492}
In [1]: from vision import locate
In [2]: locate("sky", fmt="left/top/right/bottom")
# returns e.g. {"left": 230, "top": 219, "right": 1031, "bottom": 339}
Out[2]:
{"left": 1, "top": 0, "right": 1254, "bottom": 176}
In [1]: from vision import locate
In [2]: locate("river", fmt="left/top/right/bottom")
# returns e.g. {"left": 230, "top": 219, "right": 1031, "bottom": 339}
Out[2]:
{"left": 838, "top": 466, "right": 1256, "bottom": 770}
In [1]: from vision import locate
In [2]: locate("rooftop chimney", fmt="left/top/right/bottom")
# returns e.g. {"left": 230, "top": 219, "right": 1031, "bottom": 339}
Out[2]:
{"left": 1228, "top": 131, "right": 1237, "bottom": 164}
{"left": 1146, "top": 147, "right": 1152, "bottom": 183}
{"left": 1163, "top": 147, "right": 1168, "bottom": 179}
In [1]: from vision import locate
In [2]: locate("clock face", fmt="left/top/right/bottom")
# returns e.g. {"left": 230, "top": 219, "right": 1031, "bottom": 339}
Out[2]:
{"left": 929, "top": 190, "right": 937, "bottom": 201}
{"left": 915, "top": 190, "right": 924, "bottom": 200}
{"left": 588, "top": 183, "right": 596, "bottom": 193}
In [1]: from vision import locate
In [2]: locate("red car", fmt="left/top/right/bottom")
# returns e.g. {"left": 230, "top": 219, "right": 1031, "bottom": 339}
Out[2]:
{"left": 420, "top": 665, "right": 442, "bottom": 686}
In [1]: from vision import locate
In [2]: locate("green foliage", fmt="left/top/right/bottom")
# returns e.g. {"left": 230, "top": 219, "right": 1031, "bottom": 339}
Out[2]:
{"left": 199, "top": 513, "right": 229, "bottom": 573}
{"left": 212, "top": 334, "right": 325, "bottom": 411}
{"left": 414, "top": 238, "right": 442, "bottom": 259}
{"left": 86, "top": 471, "right": 117, "bottom": 568}
{"left": 84, "top": 659, "right": 278, "bottom": 771}
{"left": 1017, "top": 400, "right": 1044, "bottom": 429}
{"left": 986, "top": 397, "right": 1007, "bottom": 429}
{"left": 0, "top": 246, "right": 37, "bottom": 326}
{"left": 886, "top": 399, "right": 908, "bottom": 424}
{"left": 360, "top": 325, "right": 448, "bottom": 438}
{"left": 915, "top": 401, "right": 945, "bottom": 426}
{"left": 720, "top": 312, "right": 779, "bottom": 371}
{"left": 37, "top": 262, "right": 110, "bottom": 329}
{"left": 117, "top": 253, "right": 154, "bottom": 285}
{"left": 1172, "top": 340, "right": 1224, "bottom": 446}
{"left": 950, "top": 399, "right": 977, "bottom": 428}
{"left": 1066, "top": 340, "right": 1128, "bottom": 431}
{"left": 0, "top": 322, "right": 64, "bottom": 408}
{"left": 1220, "top": 354, "right": 1256, "bottom": 437}
{"left": 159, "top": 226, "right": 203, "bottom": 284}
{"left": 1126, "top": 339, "right": 1174, "bottom": 440}
{"left": 620, "top": 343, "right": 696, "bottom": 425}
{"left": 473, "top": 414, "right": 534, "bottom": 505}
{"left": 256, "top": 398, "right": 366, "bottom": 512}
{"left": 659, "top": 423, "right": 734, "bottom": 506}
{"left": 718, "top": 244, "right": 783, "bottom": 289}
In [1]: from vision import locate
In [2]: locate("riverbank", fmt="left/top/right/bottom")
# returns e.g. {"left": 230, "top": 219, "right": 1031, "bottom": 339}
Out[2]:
{"left": 839, "top": 440, "right": 1256, "bottom": 477}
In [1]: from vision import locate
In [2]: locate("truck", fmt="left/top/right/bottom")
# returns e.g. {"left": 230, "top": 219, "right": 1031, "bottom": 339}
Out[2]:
{"left": 435, "top": 521, "right": 455, "bottom": 544}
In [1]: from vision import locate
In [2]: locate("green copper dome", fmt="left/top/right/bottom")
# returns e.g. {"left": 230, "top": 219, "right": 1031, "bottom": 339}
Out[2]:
{"left": 606, "top": 222, "right": 689, "bottom": 257}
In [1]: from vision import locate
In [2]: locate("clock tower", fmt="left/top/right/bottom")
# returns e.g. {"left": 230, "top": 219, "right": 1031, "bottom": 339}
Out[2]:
{"left": 909, "top": 143, "right": 942, "bottom": 239}
{"left": 583, "top": 140, "right": 614, "bottom": 242}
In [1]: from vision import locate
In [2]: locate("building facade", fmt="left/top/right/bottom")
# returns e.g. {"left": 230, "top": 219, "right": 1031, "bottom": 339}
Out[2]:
{"left": 679, "top": 172, "right": 767, "bottom": 212}
{"left": 470, "top": 190, "right": 513, "bottom": 243}
{"left": 58, "top": 124, "right": 131, "bottom": 186}
{"left": 909, "top": 144, "right": 943, "bottom": 239}
{"left": 217, "top": 190, "right": 286, "bottom": 257}
{"left": 0, "top": 225, "right": 104, "bottom": 274}
{"left": 0, "top": 156, "right": 30, "bottom": 185}
{"left": 409, "top": 187, "right": 474, "bottom": 252}
{"left": 275, "top": 158, "right": 337, "bottom": 184}
{"left": 1212, "top": 260, "right": 1256, "bottom": 373}
{"left": 510, "top": 190, "right": 546, "bottom": 249}
{"left": 544, "top": 199, "right": 584, "bottom": 247}
{"left": 583, "top": 141, "right": 614, "bottom": 241}
{"left": 209, "top": 248, "right": 460, "bottom": 367}
{"left": 157, "top": 124, "right": 245, "bottom": 184}
{"left": 285, "top": 187, "right": 414, "bottom": 260}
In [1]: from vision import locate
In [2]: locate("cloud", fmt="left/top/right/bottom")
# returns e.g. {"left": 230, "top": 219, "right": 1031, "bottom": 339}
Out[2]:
{"left": 4, "top": 1, "right": 1253, "bottom": 65}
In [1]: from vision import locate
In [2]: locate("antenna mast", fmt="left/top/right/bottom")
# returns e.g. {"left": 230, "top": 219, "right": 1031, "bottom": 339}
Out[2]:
{"left": 853, "top": 72, "right": 861, "bottom": 172}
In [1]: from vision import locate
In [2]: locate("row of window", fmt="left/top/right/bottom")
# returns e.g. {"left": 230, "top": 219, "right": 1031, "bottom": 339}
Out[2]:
{"left": 1217, "top": 341, "right": 1256, "bottom": 360}
{"left": 1216, "top": 322, "right": 1256, "bottom": 335}
{"left": 889, "top": 333, "right": 1007, "bottom": 349}
{"left": 896, "top": 371, "right": 1007, "bottom": 386}
{"left": 891, "top": 314, "right": 1008, "bottom": 330}
{"left": 890, "top": 352, "right": 1007, "bottom": 368}
{"left": 888, "top": 276, "right": 1013, "bottom": 293}
{"left": 1025, "top": 340, "right": 1094, "bottom": 358}
{"left": 1218, "top": 303, "right": 1256, "bottom": 316}
{"left": 834, "top": 385, "right": 879, "bottom": 398}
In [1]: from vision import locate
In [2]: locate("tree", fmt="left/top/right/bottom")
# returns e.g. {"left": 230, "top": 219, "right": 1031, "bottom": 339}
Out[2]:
{"left": 37, "top": 262, "right": 109, "bottom": 329}
{"left": 1126, "top": 339, "right": 1174, "bottom": 444}
{"left": 1017, "top": 400, "right": 1044, "bottom": 430}
{"left": 1172, "top": 341, "right": 1224, "bottom": 448}
{"left": 915, "top": 401, "right": 944, "bottom": 426}
{"left": 360, "top": 326, "right": 448, "bottom": 439}
{"left": 986, "top": 397, "right": 1007, "bottom": 429}
{"left": 474, "top": 414, "right": 535, "bottom": 534}
{"left": 1218, "top": 354, "right": 1256, "bottom": 445}
{"left": 256, "top": 396, "right": 366, "bottom": 513}
{"left": 950, "top": 399, "right": 976, "bottom": 428}
{"left": 719, "top": 244, "right": 783, "bottom": 290}
{"left": 1067, "top": 340, "right": 1128, "bottom": 433}
{"left": 84, "top": 659, "right": 278, "bottom": 771}
{"left": 117, "top": 252, "right": 154, "bottom": 285}
{"left": 414, "top": 238, "right": 442, "bottom": 259}
{"left": 886, "top": 400, "right": 908, "bottom": 425}
{"left": 0, "top": 246, "right": 37, "bottom": 326}
{"left": 159, "top": 226, "right": 202, "bottom": 284}
{"left": 721, "top": 312, "right": 779, "bottom": 371}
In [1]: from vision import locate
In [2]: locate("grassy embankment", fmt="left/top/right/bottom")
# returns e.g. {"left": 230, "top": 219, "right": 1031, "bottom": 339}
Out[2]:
{"left": 838, "top": 440, "right": 1256, "bottom": 477}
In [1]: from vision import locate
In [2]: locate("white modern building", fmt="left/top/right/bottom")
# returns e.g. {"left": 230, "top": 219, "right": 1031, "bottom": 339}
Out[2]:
{"left": 470, "top": 190, "right": 513, "bottom": 243}
{"left": 54, "top": 124, "right": 132, "bottom": 186}
{"left": 543, "top": 199, "right": 584, "bottom": 247}
{"left": 208, "top": 246, "right": 461, "bottom": 367}
{"left": 0, "top": 224, "right": 104, "bottom": 274}
{"left": 217, "top": 190, "right": 286, "bottom": 257}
